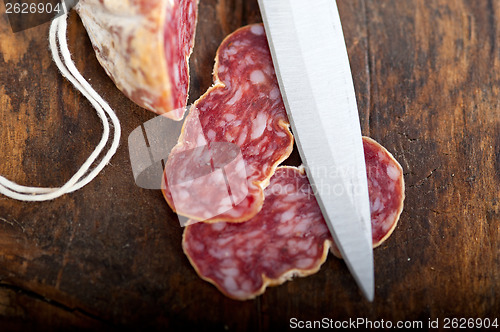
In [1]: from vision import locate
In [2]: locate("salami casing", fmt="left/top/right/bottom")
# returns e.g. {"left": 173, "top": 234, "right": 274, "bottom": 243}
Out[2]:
{"left": 183, "top": 137, "right": 405, "bottom": 300}
{"left": 76, "top": 0, "right": 198, "bottom": 120}
{"left": 162, "top": 24, "right": 294, "bottom": 222}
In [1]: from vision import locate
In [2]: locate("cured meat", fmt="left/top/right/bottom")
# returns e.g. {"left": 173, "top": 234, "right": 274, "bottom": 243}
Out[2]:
{"left": 162, "top": 24, "right": 294, "bottom": 222}
{"left": 76, "top": 0, "right": 198, "bottom": 120}
{"left": 358, "top": 137, "right": 405, "bottom": 247}
{"left": 183, "top": 137, "right": 405, "bottom": 300}
{"left": 183, "top": 166, "right": 330, "bottom": 300}
{"left": 329, "top": 137, "right": 405, "bottom": 258}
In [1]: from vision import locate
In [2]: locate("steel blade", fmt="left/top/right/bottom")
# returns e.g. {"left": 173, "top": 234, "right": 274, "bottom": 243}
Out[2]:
{"left": 258, "top": 0, "right": 374, "bottom": 301}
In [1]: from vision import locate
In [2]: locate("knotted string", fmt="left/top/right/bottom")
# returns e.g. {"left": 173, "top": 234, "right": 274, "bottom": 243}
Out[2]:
{"left": 0, "top": 10, "right": 121, "bottom": 201}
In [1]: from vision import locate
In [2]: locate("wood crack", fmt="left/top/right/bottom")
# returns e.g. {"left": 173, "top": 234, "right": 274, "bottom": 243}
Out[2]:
{"left": 398, "top": 131, "right": 420, "bottom": 142}
{"left": 0, "top": 216, "right": 25, "bottom": 233}
{"left": 409, "top": 167, "right": 439, "bottom": 188}
{"left": 0, "top": 282, "right": 114, "bottom": 327}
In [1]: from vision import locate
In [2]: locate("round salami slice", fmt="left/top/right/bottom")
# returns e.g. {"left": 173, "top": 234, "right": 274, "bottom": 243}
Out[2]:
{"left": 162, "top": 24, "right": 294, "bottom": 223}
{"left": 329, "top": 137, "right": 405, "bottom": 257}
{"left": 361, "top": 137, "right": 405, "bottom": 247}
{"left": 183, "top": 166, "right": 331, "bottom": 300}
{"left": 183, "top": 137, "right": 404, "bottom": 300}
{"left": 76, "top": 0, "right": 198, "bottom": 120}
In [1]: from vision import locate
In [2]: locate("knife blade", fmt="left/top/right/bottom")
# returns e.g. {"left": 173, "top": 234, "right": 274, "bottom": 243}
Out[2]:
{"left": 258, "top": 0, "right": 374, "bottom": 301}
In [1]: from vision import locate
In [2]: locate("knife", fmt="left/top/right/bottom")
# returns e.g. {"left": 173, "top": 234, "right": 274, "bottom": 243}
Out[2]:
{"left": 258, "top": 0, "right": 374, "bottom": 301}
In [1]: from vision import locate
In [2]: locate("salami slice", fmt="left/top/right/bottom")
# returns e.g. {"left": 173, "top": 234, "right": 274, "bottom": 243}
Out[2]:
{"left": 162, "top": 24, "right": 294, "bottom": 223}
{"left": 76, "top": 0, "right": 198, "bottom": 120}
{"left": 329, "top": 137, "right": 405, "bottom": 258}
{"left": 183, "top": 166, "right": 330, "bottom": 300}
{"left": 359, "top": 137, "right": 405, "bottom": 246}
{"left": 183, "top": 137, "right": 404, "bottom": 300}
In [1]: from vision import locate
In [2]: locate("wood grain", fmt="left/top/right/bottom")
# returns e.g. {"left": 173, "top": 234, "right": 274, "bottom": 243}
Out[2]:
{"left": 0, "top": 0, "right": 499, "bottom": 330}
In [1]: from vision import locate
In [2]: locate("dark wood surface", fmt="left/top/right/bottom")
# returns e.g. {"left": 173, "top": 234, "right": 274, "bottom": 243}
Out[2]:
{"left": 0, "top": 0, "right": 499, "bottom": 330}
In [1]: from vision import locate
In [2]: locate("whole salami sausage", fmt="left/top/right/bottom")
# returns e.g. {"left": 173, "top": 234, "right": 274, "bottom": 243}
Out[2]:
{"left": 183, "top": 137, "right": 405, "bottom": 300}
{"left": 76, "top": 0, "right": 198, "bottom": 120}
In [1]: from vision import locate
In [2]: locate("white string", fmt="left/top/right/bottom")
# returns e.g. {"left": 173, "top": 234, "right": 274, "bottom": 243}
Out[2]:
{"left": 0, "top": 12, "right": 121, "bottom": 201}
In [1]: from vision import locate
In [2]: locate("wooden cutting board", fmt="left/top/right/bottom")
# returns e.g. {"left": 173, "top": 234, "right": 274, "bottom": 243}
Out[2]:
{"left": 0, "top": 0, "right": 499, "bottom": 330}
